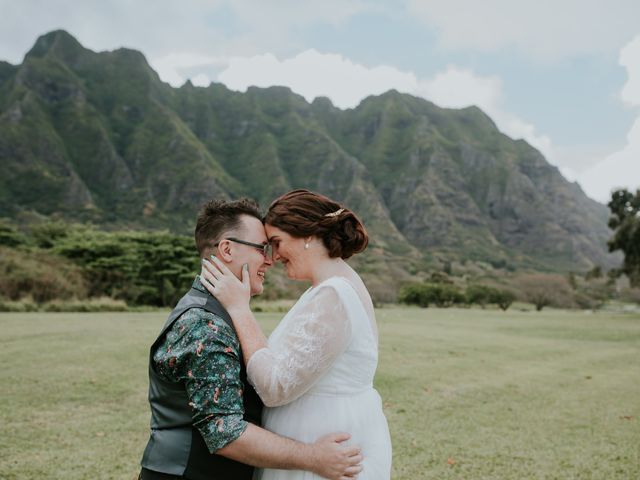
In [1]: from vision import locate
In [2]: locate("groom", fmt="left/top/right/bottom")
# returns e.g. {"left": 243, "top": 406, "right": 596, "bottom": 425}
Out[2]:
{"left": 140, "top": 198, "right": 362, "bottom": 480}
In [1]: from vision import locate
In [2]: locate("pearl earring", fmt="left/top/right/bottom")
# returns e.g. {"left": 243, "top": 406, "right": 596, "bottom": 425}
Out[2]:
{"left": 304, "top": 242, "right": 310, "bottom": 249}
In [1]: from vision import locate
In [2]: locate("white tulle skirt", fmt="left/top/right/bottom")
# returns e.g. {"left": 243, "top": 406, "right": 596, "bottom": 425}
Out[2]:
{"left": 254, "top": 388, "right": 392, "bottom": 480}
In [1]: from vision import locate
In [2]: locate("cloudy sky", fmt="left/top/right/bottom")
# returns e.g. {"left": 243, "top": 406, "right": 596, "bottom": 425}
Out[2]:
{"left": 1, "top": 0, "right": 639, "bottom": 203}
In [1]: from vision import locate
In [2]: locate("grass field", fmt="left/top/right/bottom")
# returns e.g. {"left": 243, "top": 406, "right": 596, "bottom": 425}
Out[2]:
{"left": 1, "top": 308, "right": 639, "bottom": 479}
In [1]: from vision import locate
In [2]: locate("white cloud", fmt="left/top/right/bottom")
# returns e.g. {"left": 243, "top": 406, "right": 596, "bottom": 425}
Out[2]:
{"left": 415, "top": 67, "right": 502, "bottom": 110}
{"left": 559, "top": 166, "right": 579, "bottom": 183}
{"left": 217, "top": 51, "right": 554, "bottom": 159}
{"left": 553, "top": 144, "right": 617, "bottom": 181}
{"left": 416, "top": 66, "right": 553, "bottom": 158}
{"left": 150, "top": 53, "right": 228, "bottom": 87}
{"left": 0, "top": 0, "right": 372, "bottom": 64}
{"left": 577, "top": 35, "right": 640, "bottom": 202}
{"left": 191, "top": 73, "right": 212, "bottom": 87}
{"left": 218, "top": 50, "right": 417, "bottom": 108}
{"left": 0, "top": 0, "right": 230, "bottom": 63}
{"left": 578, "top": 118, "right": 640, "bottom": 202}
{"left": 620, "top": 35, "right": 640, "bottom": 106}
{"left": 407, "top": 0, "right": 640, "bottom": 62}
{"left": 227, "top": 0, "right": 370, "bottom": 30}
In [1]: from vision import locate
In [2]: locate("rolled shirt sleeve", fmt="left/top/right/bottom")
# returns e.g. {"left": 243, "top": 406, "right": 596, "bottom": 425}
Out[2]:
{"left": 153, "top": 308, "right": 248, "bottom": 452}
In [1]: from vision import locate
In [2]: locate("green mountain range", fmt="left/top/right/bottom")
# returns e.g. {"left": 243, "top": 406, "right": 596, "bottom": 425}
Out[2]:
{"left": 0, "top": 30, "right": 619, "bottom": 284}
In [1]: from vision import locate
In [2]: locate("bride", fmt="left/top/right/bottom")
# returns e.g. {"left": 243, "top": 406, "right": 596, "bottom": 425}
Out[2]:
{"left": 201, "top": 189, "right": 392, "bottom": 479}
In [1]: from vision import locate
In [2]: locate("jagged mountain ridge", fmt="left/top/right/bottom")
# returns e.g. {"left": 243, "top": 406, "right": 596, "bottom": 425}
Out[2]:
{"left": 0, "top": 30, "right": 617, "bottom": 273}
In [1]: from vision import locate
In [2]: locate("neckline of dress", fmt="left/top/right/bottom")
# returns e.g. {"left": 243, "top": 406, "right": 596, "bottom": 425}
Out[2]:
{"left": 305, "top": 276, "right": 379, "bottom": 344}
{"left": 306, "top": 276, "right": 360, "bottom": 299}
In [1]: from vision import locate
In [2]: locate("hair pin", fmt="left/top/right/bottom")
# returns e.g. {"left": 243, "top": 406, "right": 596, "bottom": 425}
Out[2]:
{"left": 324, "top": 208, "right": 345, "bottom": 218}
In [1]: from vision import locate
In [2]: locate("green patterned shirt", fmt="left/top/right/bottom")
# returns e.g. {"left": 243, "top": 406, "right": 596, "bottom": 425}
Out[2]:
{"left": 153, "top": 277, "right": 248, "bottom": 452}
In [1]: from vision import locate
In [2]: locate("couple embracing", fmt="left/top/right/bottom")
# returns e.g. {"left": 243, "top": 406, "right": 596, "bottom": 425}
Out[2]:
{"left": 140, "top": 189, "right": 392, "bottom": 480}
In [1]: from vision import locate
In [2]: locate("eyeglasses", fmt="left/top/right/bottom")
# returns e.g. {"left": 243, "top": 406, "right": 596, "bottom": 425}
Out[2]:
{"left": 214, "top": 237, "right": 272, "bottom": 259}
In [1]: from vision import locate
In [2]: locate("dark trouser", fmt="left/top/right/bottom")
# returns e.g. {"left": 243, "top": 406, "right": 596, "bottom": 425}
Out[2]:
{"left": 139, "top": 467, "right": 183, "bottom": 480}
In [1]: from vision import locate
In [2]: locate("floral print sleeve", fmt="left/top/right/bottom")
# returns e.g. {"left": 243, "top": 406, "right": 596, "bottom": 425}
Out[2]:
{"left": 153, "top": 308, "right": 248, "bottom": 452}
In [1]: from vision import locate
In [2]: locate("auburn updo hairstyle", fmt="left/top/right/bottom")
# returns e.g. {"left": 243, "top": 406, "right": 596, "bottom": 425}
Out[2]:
{"left": 265, "top": 189, "right": 369, "bottom": 259}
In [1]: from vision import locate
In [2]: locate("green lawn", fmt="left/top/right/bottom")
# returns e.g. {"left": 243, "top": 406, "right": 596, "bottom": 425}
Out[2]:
{"left": 1, "top": 308, "right": 639, "bottom": 479}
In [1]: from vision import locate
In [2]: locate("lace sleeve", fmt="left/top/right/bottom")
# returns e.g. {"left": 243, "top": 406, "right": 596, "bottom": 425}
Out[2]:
{"left": 246, "top": 285, "right": 351, "bottom": 407}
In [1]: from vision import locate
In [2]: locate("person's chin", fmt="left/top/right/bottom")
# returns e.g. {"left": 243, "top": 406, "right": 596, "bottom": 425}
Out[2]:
{"left": 251, "top": 281, "right": 264, "bottom": 296}
{"left": 283, "top": 265, "right": 294, "bottom": 279}
{"left": 250, "top": 287, "right": 263, "bottom": 296}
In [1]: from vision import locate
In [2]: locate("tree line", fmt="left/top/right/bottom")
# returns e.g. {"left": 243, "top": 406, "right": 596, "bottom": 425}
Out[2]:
{"left": 1, "top": 188, "right": 638, "bottom": 311}
{"left": 399, "top": 281, "right": 516, "bottom": 310}
{"left": 398, "top": 188, "right": 640, "bottom": 311}
{"left": 0, "top": 221, "right": 198, "bottom": 308}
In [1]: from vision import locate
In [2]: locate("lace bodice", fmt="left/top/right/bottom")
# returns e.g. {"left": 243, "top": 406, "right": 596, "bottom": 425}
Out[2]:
{"left": 246, "top": 277, "right": 379, "bottom": 407}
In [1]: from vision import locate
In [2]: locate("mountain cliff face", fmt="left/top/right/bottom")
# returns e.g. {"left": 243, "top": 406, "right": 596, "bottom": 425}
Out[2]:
{"left": 0, "top": 30, "right": 618, "bottom": 275}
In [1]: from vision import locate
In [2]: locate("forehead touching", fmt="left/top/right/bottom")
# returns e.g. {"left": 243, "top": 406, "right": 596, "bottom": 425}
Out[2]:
{"left": 265, "top": 224, "right": 293, "bottom": 241}
{"left": 236, "top": 215, "right": 268, "bottom": 243}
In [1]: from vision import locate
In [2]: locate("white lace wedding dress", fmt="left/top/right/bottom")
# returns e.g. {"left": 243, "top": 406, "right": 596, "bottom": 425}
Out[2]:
{"left": 247, "top": 276, "right": 392, "bottom": 479}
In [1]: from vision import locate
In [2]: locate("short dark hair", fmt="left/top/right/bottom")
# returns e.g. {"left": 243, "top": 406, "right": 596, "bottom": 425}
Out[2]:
{"left": 195, "top": 198, "right": 262, "bottom": 256}
{"left": 265, "top": 189, "right": 368, "bottom": 259}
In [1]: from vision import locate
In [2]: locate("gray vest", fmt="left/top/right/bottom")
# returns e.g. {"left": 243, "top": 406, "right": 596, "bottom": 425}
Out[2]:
{"left": 141, "top": 287, "right": 263, "bottom": 479}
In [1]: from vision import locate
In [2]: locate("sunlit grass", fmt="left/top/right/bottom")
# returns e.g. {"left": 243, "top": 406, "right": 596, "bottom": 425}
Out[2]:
{"left": 1, "top": 308, "right": 638, "bottom": 479}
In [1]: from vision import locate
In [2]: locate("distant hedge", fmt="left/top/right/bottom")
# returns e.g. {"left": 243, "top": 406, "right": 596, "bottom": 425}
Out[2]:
{"left": 398, "top": 283, "right": 465, "bottom": 308}
{"left": 399, "top": 282, "right": 516, "bottom": 310}
{"left": 0, "top": 246, "right": 87, "bottom": 303}
{"left": 0, "top": 221, "right": 199, "bottom": 307}
{"left": 52, "top": 228, "right": 197, "bottom": 306}
{"left": 1, "top": 219, "right": 633, "bottom": 310}
{"left": 465, "top": 285, "right": 516, "bottom": 311}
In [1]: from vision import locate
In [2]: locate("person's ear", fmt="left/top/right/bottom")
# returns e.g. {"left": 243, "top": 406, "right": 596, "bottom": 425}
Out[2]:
{"left": 216, "top": 239, "right": 233, "bottom": 262}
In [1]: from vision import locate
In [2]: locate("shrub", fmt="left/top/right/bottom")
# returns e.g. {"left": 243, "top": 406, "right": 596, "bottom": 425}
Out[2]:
{"left": 0, "top": 224, "right": 210, "bottom": 307}
{"left": 435, "top": 284, "right": 465, "bottom": 307}
{"left": 514, "top": 273, "right": 575, "bottom": 311}
{"left": 399, "top": 283, "right": 433, "bottom": 308}
{"left": 42, "top": 297, "right": 128, "bottom": 312}
{"left": 585, "top": 266, "right": 602, "bottom": 280}
{"left": 53, "top": 229, "right": 199, "bottom": 306}
{"left": 465, "top": 284, "right": 516, "bottom": 310}
{"left": 491, "top": 289, "right": 516, "bottom": 311}
{"left": 465, "top": 285, "right": 495, "bottom": 308}
{"left": 0, "top": 220, "right": 28, "bottom": 247}
{"left": 0, "top": 296, "right": 39, "bottom": 312}
{"left": 430, "top": 271, "right": 453, "bottom": 284}
{"left": 575, "top": 279, "right": 613, "bottom": 309}
{"left": 29, "top": 221, "right": 70, "bottom": 248}
{"left": 0, "top": 247, "right": 88, "bottom": 303}
{"left": 399, "top": 282, "right": 465, "bottom": 308}
{"left": 619, "top": 287, "right": 640, "bottom": 305}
